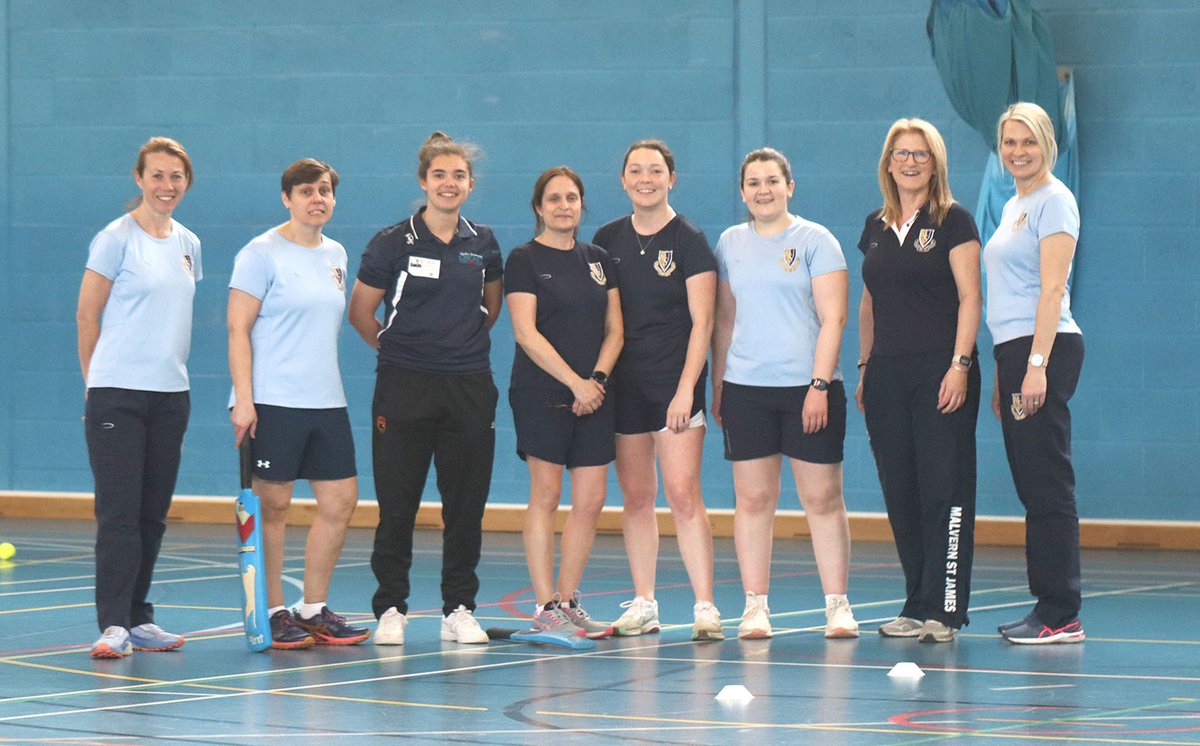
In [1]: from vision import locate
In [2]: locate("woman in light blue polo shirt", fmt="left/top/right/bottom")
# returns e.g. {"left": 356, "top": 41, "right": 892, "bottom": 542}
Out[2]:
{"left": 711, "top": 147, "right": 859, "bottom": 641}
{"left": 984, "top": 102, "right": 1086, "bottom": 645}
{"left": 77, "top": 136, "right": 200, "bottom": 659}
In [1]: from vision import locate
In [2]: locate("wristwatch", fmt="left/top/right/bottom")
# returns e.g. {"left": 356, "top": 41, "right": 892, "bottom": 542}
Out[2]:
{"left": 1028, "top": 353, "right": 1047, "bottom": 368}
{"left": 591, "top": 371, "right": 608, "bottom": 384}
{"left": 810, "top": 377, "right": 830, "bottom": 391}
{"left": 952, "top": 354, "right": 972, "bottom": 369}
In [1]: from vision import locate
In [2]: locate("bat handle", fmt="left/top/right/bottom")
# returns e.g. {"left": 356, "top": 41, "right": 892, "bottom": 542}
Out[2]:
{"left": 240, "top": 438, "right": 254, "bottom": 490}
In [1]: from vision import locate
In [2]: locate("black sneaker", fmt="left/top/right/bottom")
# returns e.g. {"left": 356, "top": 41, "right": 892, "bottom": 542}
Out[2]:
{"left": 293, "top": 606, "right": 370, "bottom": 645}
{"left": 996, "top": 611, "right": 1037, "bottom": 634}
{"left": 270, "top": 609, "right": 315, "bottom": 650}
{"left": 1002, "top": 617, "right": 1085, "bottom": 645}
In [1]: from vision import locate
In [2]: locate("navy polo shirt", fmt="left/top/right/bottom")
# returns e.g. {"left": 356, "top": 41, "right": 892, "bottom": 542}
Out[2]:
{"left": 858, "top": 202, "right": 979, "bottom": 357}
{"left": 358, "top": 209, "right": 503, "bottom": 374}
{"left": 592, "top": 214, "right": 716, "bottom": 382}
{"left": 504, "top": 240, "right": 618, "bottom": 393}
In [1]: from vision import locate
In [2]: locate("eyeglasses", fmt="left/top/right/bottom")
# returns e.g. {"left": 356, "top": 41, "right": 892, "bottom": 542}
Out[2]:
{"left": 890, "top": 148, "right": 932, "bottom": 164}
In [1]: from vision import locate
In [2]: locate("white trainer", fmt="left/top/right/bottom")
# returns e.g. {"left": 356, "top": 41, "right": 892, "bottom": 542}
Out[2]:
{"left": 374, "top": 607, "right": 407, "bottom": 645}
{"left": 441, "top": 605, "right": 489, "bottom": 644}
{"left": 824, "top": 596, "right": 860, "bottom": 639}
{"left": 613, "top": 596, "right": 660, "bottom": 636}
{"left": 692, "top": 601, "right": 725, "bottom": 641}
{"left": 737, "top": 592, "right": 772, "bottom": 639}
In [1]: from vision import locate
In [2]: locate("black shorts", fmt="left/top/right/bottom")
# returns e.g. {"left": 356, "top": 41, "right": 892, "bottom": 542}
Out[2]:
{"left": 613, "top": 373, "right": 708, "bottom": 435}
{"left": 509, "top": 388, "right": 615, "bottom": 468}
{"left": 720, "top": 381, "right": 846, "bottom": 464}
{"left": 250, "top": 404, "right": 356, "bottom": 481}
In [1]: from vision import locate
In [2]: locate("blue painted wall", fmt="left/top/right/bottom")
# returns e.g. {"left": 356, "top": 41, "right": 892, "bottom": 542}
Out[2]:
{"left": 2, "top": 1, "right": 1196, "bottom": 520}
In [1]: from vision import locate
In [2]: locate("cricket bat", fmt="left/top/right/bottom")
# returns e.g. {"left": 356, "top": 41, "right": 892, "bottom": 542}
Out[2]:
{"left": 236, "top": 439, "right": 271, "bottom": 652}
{"left": 486, "top": 627, "right": 597, "bottom": 650}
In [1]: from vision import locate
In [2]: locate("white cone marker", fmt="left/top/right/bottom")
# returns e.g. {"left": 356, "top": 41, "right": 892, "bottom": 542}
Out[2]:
{"left": 888, "top": 661, "right": 925, "bottom": 678}
{"left": 715, "top": 684, "right": 755, "bottom": 702}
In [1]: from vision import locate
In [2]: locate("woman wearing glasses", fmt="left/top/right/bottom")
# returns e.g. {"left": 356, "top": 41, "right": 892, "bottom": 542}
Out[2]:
{"left": 856, "top": 119, "right": 981, "bottom": 643}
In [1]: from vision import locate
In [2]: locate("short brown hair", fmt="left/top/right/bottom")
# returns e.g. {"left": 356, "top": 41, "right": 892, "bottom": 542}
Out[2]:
{"left": 281, "top": 158, "right": 339, "bottom": 196}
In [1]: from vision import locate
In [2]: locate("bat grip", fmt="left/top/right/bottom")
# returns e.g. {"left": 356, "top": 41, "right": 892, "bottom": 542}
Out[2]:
{"left": 239, "top": 438, "right": 254, "bottom": 490}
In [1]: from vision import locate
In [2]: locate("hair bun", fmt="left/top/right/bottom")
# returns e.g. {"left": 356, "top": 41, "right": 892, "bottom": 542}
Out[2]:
{"left": 426, "top": 131, "right": 452, "bottom": 144}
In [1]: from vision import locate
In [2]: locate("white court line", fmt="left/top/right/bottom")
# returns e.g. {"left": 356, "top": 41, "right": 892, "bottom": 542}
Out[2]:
{"left": 990, "top": 684, "right": 1075, "bottom": 691}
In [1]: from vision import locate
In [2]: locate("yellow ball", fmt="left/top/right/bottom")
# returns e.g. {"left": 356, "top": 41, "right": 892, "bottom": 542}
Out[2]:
{"left": 0, "top": 542, "right": 14, "bottom": 560}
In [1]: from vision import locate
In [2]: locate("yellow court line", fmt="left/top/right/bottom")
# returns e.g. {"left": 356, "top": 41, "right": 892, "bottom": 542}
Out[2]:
{"left": 266, "top": 689, "right": 486, "bottom": 711}
{"left": 0, "top": 657, "right": 165, "bottom": 684}
{"left": 538, "top": 711, "right": 1200, "bottom": 745}
{"left": 0, "top": 602, "right": 93, "bottom": 616}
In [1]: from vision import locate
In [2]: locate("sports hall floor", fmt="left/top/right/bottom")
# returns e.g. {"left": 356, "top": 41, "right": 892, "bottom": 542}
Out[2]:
{"left": 1, "top": 518, "right": 1197, "bottom": 745}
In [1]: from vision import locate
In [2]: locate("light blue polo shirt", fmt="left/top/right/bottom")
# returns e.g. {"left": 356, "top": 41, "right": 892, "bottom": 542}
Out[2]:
{"left": 715, "top": 216, "right": 847, "bottom": 386}
{"left": 228, "top": 229, "right": 348, "bottom": 409}
{"left": 984, "top": 177, "right": 1082, "bottom": 345}
{"left": 86, "top": 213, "right": 202, "bottom": 392}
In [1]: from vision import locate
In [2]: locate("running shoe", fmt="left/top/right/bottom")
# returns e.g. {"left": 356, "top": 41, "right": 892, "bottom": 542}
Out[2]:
{"left": 737, "top": 592, "right": 772, "bottom": 639}
{"left": 374, "top": 607, "right": 407, "bottom": 646}
{"left": 531, "top": 596, "right": 583, "bottom": 635}
{"left": 613, "top": 596, "right": 660, "bottom": 636}
{"left": 441, "top": 605, "right": 489, "bottom": 644}
{"left": 294, "top": 606, "right": 370, "bottom": 645}
{"left": 91, "top": 626, "right": 132, "bottom": 658}
{"left": 564, "top": 591, "right": 614, "bottom": 639}
{"left": 824, "top": 596, "right": 860, "bottom": 639}
{"left": 1002, "top": 617, "right": 1085, "bottom": 645}
{"left": 878, "top": 616, "right": 923, "bottom": 637}
{"left": 270, "top": 609, "right": 315, "bottom": 649}
{"left": 129, "top": 623, "right": 184, "bottom": 651}
{"left": 997, "top": 611, "right": 1037, "bottom": 634}
{"left": 918, "top": 619, "right": 957, "bottom": 643}
{"left": 692, "top": 601, "right": 725, "bottom": 641}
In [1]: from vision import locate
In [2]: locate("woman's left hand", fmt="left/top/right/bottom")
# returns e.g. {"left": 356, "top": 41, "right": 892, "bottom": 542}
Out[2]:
{"left": 665, "top": 390, "right": 693, "bottom": 433}
{"left": 937, "top": 366, "right": 969, "bottom": 414}
{"left": 802, "top": 389, "right": 829, "bottom": 434}
{"left": 1021, "top": 367, "right": 1048, "bottom": 417}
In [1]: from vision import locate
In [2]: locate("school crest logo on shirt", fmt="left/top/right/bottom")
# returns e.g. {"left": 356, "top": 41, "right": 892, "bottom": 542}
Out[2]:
{"left": 589, "top": 261, "right": 606, "bottom": 286}
{"left": 914, "top": 228, "right": 936, "bottom": 253}
{"left": 1012, "top": 211, "right": 1028, "bottom": 233}
{"left": 181, "top": 254, "right": 194, "bottom": 278}
{"left": 653, "top": 250, "right": 676, "bottom": 277}
{"left": 780, "top": 248, "right": 800, "bottom": 272}
{"left": 331, "top": 266, "right": 345, "bottom": 290}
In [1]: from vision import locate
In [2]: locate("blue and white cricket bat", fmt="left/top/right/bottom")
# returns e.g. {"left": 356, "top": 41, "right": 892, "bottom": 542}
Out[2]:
{"left": 486, "top": 627, "right": 596, "bottom": 650}
{"left": 236, "top": 440, "right": 271, "bottom": 652}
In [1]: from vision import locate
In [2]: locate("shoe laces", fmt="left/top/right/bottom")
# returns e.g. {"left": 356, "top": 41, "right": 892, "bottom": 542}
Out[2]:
{"left": 619, "top": 596, "right": 654, "bottom": 614}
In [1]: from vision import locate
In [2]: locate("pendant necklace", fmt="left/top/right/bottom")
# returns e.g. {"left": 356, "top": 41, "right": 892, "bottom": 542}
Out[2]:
{"left": 632, "top": 220, "right": 658, "bottom": 256}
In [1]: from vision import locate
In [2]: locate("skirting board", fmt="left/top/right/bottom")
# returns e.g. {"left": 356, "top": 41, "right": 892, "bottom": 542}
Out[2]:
{"left": 1, "top": 491, "right": 1197, "bottom": 551}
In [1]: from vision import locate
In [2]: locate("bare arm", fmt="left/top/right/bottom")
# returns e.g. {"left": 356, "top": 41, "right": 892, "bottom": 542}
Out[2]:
{"left": 1022, "top": 231, "right": 1077, "bottom": 417}
{"left": 938, "top": 239, "right": 983, "bottom": 414}
{"left": 507, "top": 292, "right": 606, "bottom": 414}
{"left": 854, "top": 286, "right": 874, "bottom": 414}
{"left": 803, "top": 269, "right": 849, "bottom": 434}
{"left": 348, "top": 280, "right": 386, "bottom": 350}
{"left": 482, "top": 278, "right": 503, "bottom": 330}
{"left": 666, "top": 270, "right": 715, "bottom": 432}
{"left": 76, "top": 269, "right": 114, "bottom": 390}
{"left": 227, "top": 289, "right": 262, "bottom": 446}
{"left": 711, "top": 279, "right": 736, "bottom": 426}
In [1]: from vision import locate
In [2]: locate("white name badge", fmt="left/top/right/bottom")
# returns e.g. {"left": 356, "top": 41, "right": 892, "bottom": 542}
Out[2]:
{"left": 408, "top": 256, "right": 441, "bottom": 279}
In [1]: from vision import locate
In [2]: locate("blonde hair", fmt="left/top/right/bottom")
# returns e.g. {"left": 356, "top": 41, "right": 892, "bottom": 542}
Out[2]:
{"left": 876, "top": 118, "right": 954, "bottom": 227}
{"left": 996, "top": 102, "right": 1058, "bottom": 171}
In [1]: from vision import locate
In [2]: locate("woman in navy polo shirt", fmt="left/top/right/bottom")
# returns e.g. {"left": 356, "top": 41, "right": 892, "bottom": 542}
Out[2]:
{"left": 77, "top": 136, "right": 199, "bottom": 658}
{"left": 985, "top": 103, "right": 1085, "bottom": 645}
{"left": 591, "top": 140, "right": 723, "bottom": 641}
{"left": 856, "top": 118, "right": 981, "bottom": 643}
{"left": 228, "top": 158, "right": 368, "bottom": 649}
{"left": 349, "top": 132, "right": 502, "bottom": 646}
{"left": 506, "top": 166, "right": 623, "bottom": 638}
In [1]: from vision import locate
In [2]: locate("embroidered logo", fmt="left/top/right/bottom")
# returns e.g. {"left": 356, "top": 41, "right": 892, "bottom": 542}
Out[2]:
{"left": 405, "top": 232, "right": 415, "bottom": 245}
{"left": 780, "top": 248, "right": 800, "bottom": 272}
{"left": 914, "top": 228, "right": 936, "bottom": 253}
{"left": 181, "top": 254, "right": 194, "bottom": 278}
{"left": 330, "top": 267, "right": 345, "bottom": 290}
{"left": 256, "top": 460, "right": 271, "bottom": 469}
{"left": 589, "top": 261, "right": 606, "bottom": 285}
{"left": 1012, "top": 211, "right": 1028, "bottom": 233}
{"left": 458, "top": 251, "right": 483, "bottom": 267}
{"left": 653, "top": 250, "right": 676, "bottom": 277}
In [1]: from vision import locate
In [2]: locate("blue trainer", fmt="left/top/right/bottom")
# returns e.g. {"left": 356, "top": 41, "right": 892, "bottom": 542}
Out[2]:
{"left": 1002, "top": 617, "right": 1085, "bottom": 644}
{"left": 130, "top": 623, "right": 185, "bottom": 651}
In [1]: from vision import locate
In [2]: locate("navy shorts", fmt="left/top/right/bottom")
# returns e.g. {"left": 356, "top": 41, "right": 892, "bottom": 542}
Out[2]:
{"left": 720, "top": 381, "right": 846, "bottom": 464}
{"left": 613, "top": 373, "right": 708, "bottom": 435}
{"left": 250, "top": 404, "right": 356, "bottom": 481}
{"left": 509, "top": 388, "right": 615, "bottom": 468}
